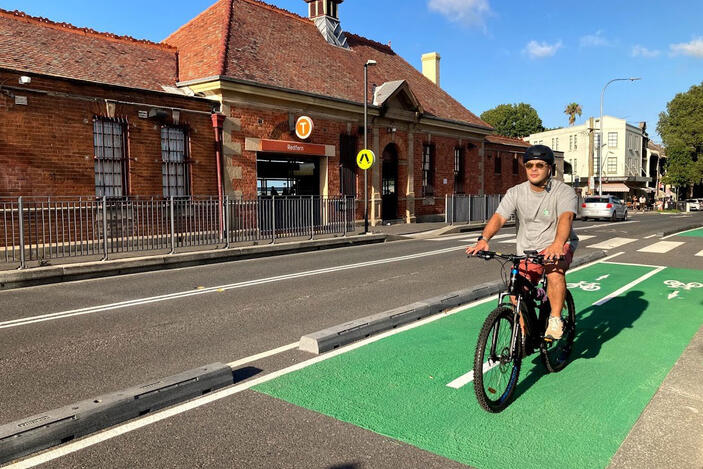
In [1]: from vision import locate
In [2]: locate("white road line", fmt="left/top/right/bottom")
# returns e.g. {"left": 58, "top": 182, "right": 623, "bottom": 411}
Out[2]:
{"left": 574, "top": 221, "right": 638, "bottom": 230}
{"left": 428, "top": 233, "right": 515, "bottom": 242}
{"left": 637, "top": 241, "right": 685, "bottom": 253}
{"left": 601, "top": 260, "right": 665, "bottom": 268}
{"left": 592, "top": 267, "right": 666, "bottom": 306}
{"left": 644, "top": 234, "right": 658, "bottom": 239}
{"left": 11, "top": 294, "right": 500, "bottom": 468}
{"left": 576, "top": 235, "right": 595, "bottom": 241}
{"left": 587, "top": 237, "right": 637, "bottom": 250}
{"left": 662, "top": 226, "right": 703, "bottom": 239}
{"left": 446, "top": 360, "right": 500, "bottom": 389}
{"left": 226, "top": 342, "right": 300, "bottom": 369}
{"left": 696, "top": 250, "right": 703, "bottom": 257}
{"left": 0, "top": 245, "right": 467, "bottom": 330}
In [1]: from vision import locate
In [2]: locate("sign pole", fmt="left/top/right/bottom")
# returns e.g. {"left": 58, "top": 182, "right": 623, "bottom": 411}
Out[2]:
{"left": 363, "top": 63, "right": 369, "bottom": 234}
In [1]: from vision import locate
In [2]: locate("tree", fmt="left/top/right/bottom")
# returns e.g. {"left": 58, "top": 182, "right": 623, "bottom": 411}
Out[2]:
{"left": 657, "top": 82, "right": 703, "bottom": 197}
{"left": 480, "top": 103, "right": 544, "bottom": 138}
{"left": 564, "top": 102, "right": 582, "bottom": 126}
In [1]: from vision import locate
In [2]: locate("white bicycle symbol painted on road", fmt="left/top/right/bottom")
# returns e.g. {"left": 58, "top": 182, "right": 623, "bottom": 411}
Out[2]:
{"left": 664, "top": 280, "right": 703, "bottom": 291}
{"left": 567, "top": 281, "right": 601, "bottom": 291}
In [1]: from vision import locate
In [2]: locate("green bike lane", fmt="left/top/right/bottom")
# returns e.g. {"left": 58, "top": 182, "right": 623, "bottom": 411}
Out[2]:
{"left": 255, "top": 261, "right": 703, "bottom": 469}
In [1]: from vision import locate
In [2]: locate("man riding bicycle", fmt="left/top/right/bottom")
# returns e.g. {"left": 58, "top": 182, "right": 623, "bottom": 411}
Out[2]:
{"left": 466, "top": 144, "right": 579, "bottom": 340}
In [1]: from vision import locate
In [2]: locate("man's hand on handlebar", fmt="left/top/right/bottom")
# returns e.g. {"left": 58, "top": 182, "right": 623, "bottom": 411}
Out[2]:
{"left": 542, "top": 242, "right": 565, "bottom": 262}
{"left": 465, "top": 238, "right": 489, "bottom": 256}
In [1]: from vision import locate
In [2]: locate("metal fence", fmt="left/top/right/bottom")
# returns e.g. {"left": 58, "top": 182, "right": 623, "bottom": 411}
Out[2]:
{"left": 1, "top": 196, "right": 355, "bottom": 268}
{"left": 445, "top": 194, "right": 505, "bottom": 225}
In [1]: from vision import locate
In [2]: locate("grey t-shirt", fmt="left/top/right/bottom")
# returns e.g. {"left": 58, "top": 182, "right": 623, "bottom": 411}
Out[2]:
{"left": 495, "top": 179, "right": 579, "bottom": 255}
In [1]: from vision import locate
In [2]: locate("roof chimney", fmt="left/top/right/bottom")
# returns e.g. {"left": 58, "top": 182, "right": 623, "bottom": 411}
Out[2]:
{"left": 421, "top": 52, "right": 441, "bottom": 87}
{"left": 305, "top": 0, "right": 348, "bottom": 49}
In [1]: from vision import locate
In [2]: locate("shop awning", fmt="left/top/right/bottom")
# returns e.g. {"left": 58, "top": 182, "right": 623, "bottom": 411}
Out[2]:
{"left": 601, "top": 183, "right": 630, "bottom": 193}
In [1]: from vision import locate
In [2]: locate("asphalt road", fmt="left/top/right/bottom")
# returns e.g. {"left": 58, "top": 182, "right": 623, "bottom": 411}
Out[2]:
{"left": 2, "top": 211, "right": 702, "bottom": 468}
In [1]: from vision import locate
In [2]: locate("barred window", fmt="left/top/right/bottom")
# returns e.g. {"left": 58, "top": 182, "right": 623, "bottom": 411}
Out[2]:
{"left": 422, "top": 144, "right": 435, "bottom": 196}
{"left": 161, "top": 126, "right": 189, "bottom": 197}
{"left": 94, "top": 118, "right": 127, "bottom": 198}
{"left": 453, "top": 147, "right": 465, "bottom": 194}
{"left": 494, "top": 152, "right": 502, "bottom": 174}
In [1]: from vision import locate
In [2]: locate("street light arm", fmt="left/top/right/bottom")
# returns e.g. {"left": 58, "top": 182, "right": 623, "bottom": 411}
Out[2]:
{"left": 598, "top": 77, "right": 641, "bottom": 196}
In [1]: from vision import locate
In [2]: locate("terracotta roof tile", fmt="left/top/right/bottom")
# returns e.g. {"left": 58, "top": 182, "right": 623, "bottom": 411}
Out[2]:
{"left": 0, "top": 8, "right": 177, "bottom": 91}
{"left": 485, "top": 134, "right": 531, "bottom": 147}
{"left": 170, "top": 0, "right": 491, "bottom": 129}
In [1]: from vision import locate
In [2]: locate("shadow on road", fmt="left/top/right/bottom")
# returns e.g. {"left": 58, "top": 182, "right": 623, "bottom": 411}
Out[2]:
{"left": 232, "top": 366, "right": 262, "bottom": 384}
{"left": 512, "top": 290, "right": 649, "bottom": 401}
{"left": 327, "top": 464, "right": 360, "bottom": 469}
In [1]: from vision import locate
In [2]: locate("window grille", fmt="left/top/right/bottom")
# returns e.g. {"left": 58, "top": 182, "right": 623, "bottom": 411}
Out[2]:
{"left": 161, "top": 126, "right": 190, "bottom": 197}
{"left": 93, "top": 117, "right": 127, "bottom": 198}
{"left": 422, "top": 144, "right": 435, "bottom": 196}
{"left": 453, "top": 147, "right": 465, "bottom": 193}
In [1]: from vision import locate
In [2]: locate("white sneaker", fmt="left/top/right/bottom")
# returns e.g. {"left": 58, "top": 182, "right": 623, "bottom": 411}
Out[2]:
{"left": 545, "top": 316, "right": 564, "bottom": 340}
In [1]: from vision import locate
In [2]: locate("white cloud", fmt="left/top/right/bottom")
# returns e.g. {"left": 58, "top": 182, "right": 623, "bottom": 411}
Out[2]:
{"left": 427, "top": 0, "right": 491, "bottom": 29}
{"left": 670, "top": 37, "right": 703, "bottom": 58}
{"left": 580, "top": 31, "right": 611, "bottom": 47}
{"left": 632, "top": 45, "right": 660, "bottom": 58}
{"left": 523, "top": 40, "right": 563, "bottom": 59}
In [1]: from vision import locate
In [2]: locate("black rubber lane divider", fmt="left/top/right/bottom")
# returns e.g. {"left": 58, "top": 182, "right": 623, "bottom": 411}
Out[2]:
{"left": 0, "top": 363, "right": 233, "bottom": 464}
{"left": 299, "top": 250, "right": 608, "bottom": 354}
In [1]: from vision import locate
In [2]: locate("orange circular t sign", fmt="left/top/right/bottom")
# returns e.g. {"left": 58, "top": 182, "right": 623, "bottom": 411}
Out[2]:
{"left": 295, "top": 116, "right": 314, "bottom": 140}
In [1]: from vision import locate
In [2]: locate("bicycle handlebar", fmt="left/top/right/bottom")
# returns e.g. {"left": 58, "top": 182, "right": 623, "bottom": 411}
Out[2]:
{"left": 468, "top": 250, "right": 564, "bottom": 264}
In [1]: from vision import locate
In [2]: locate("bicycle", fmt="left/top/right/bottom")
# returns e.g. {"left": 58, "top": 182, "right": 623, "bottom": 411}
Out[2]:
{"left": 469, "top": 250, "right": 576, "bottom": 413}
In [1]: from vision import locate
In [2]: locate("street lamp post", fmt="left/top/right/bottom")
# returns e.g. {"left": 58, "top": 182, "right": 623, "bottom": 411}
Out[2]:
{"left": 363, "top": 59, "right": 376, "bottom": 234}
{"left": 598, "top": 77, "right": 640, "bottom": 196}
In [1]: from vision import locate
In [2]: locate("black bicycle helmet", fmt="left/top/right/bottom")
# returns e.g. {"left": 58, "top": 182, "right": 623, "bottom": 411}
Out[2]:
{"left": 523, "top": 144, "right": 555, "bottom": 165}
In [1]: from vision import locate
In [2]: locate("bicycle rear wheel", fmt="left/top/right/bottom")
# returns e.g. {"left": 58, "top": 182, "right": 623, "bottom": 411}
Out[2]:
{"left": 540, "top": 289, "right": 576, "bottom": 373}
{"left": 473, "top": 306, "right": 521, "bottom": 413}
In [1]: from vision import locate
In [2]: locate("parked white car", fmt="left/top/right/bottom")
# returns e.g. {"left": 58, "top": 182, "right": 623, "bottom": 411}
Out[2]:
{"left": 684, "top": 199, "right": 701, "bottom": 211}
{"left": 581, "top": 196, "right": 628, "bottom": 221}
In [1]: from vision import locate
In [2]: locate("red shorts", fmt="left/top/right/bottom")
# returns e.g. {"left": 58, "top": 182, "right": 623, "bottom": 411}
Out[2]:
{"left": 518, "top": 244, "right": 574, "bottom": 285}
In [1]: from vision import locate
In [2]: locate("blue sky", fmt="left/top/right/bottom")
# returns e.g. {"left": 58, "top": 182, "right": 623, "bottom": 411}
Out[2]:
{"left": 5, "top": 0, "right": 703, "bottom": 141}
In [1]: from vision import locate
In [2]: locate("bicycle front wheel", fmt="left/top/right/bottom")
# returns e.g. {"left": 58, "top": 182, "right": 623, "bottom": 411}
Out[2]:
{"left": 540, "top": 289, "right": 576, "bottom": 373}
{"left": 473, "top": 306, "right": 521, "bottom": 413}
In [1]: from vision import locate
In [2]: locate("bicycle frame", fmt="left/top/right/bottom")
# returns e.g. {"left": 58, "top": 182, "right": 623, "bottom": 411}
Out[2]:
{"left": 494, "top": 260, "right": 551, "bottom": 360}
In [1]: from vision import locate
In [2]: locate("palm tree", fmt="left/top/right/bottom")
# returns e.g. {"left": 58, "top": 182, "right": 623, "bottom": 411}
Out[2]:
{"left": 564, "top": 103, "right": 583, "bottom": 126}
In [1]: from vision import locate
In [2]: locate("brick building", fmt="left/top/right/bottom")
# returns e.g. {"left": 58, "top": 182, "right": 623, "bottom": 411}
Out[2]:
{"left": 1, "top": 0, "right": 528, "bottom": 225}
{"left": 0, "top": 10, "right": 219, "bottom": 199}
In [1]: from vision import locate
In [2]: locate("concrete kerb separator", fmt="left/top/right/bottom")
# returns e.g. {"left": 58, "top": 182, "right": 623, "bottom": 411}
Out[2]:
{"left": 0, "top": 234, "right": 387, "bottom": 290}
{"left": 0, "top": 363, "right": 233, "bottom": 465}
{"left": 299, "top": 250, "right": 608, "bottom": 354}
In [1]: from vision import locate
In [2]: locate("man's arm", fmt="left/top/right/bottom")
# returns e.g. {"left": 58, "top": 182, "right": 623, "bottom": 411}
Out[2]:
{"left": 543, "top": 211, "right": 575, "bottom": 260}
{"left": 465, "top": 213, "right": 507, "bottom": 255}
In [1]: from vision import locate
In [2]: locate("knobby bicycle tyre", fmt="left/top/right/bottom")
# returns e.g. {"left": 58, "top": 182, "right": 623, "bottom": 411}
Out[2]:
{"left": 540, "top": 289, "right": 576, "bottom": 373}
{"left": 473, "top": 305, "right": 522, "bottom": 413}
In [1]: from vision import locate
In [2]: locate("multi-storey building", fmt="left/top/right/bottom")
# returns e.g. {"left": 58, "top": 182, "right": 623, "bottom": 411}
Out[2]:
{"left": 528, "top": 116, "right": 650, "bottom": 196}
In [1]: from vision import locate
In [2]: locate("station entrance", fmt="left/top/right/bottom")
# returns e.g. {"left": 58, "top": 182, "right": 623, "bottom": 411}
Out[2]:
{"left": 256, "top": 154, "right": 321, "bottom": 197}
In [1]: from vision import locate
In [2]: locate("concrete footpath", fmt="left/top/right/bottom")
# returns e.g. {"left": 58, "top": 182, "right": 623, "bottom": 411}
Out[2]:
{"left": 0, "top": 221, "right": 487, "bottom": 290}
